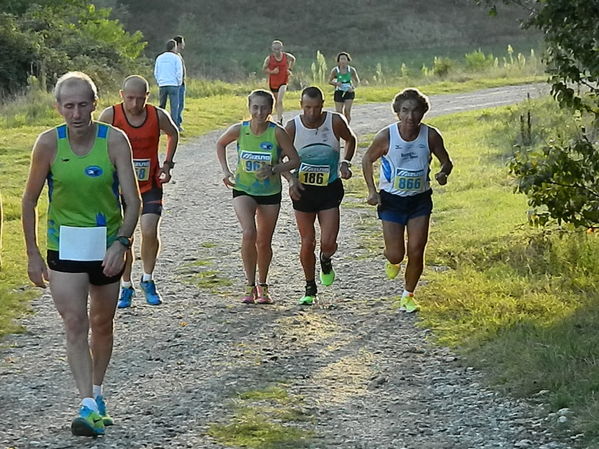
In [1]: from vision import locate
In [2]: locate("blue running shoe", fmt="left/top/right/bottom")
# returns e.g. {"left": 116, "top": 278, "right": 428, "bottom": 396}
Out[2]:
{"left": 95, "top": 395, "right": 114, "bottom": 426}
{"left": 140, "top": 278, "right": 162, "bottom": 305}
{"left": 71, "top": 405, "right": 105, "bottom": 437}
{"left": 117, "top": 286, "right": 135, "bottom": 308}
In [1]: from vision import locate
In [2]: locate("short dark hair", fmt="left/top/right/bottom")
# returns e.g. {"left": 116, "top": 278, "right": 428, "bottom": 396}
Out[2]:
{"left": 301, "top": 86, "right": 324, "bottom": 102}
{"left": 166, "top": 39, "right": 177, "bottom": 51}
{"left": 248, "top": 89, "right": 275, "bottom": 109}
{"left": 173, "top": 35, "right": 184, "bottom": 44}
{"left": 392, "top": 88, "right": 430, "bottom": 114}
{"left": 336, "top": 51, "right": 351, "bottom": 63}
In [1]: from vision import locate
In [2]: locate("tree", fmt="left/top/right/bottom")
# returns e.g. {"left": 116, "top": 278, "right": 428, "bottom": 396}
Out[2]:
{"left": 478, "top": 0, "right": 599, "bottom": 227}
{"left": 0, "top": 1, "right": 147, "bottom": 95}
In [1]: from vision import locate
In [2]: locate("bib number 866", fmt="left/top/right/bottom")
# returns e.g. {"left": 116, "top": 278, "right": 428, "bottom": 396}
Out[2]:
{"left": 396, "top": 177, "right": 421, "bottom": 190}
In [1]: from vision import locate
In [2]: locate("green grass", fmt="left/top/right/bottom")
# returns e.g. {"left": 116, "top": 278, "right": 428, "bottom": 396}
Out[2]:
{"left": 347, "top": 96, "right": 599, "bottom": 443}
{"left": 208, "top": 384, "right": 313, "bottom": 448}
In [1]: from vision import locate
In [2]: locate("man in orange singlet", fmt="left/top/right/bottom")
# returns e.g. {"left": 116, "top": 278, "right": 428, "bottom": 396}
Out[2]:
{"left": 99, "top": 75, "right": 179, "bottom": 308}
{"left": 262, "top": 40, "right": 296, "bottom": 124}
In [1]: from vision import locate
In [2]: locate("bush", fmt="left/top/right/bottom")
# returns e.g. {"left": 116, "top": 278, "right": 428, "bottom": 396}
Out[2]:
{"left": 464, "top": 49, "right": 495, "bottom": 71}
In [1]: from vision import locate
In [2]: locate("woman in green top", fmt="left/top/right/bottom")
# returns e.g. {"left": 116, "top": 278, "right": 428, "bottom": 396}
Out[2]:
{"left": 216, "top": 89, "right": 299, "bottom": 304}
{"left": 328, "top": 51, "right": 360, "bottom": 124}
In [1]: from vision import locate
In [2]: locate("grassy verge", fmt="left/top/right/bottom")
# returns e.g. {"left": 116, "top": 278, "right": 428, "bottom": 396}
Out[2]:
{"left": 349, "top": 97, "right": 599, "bottom": 443}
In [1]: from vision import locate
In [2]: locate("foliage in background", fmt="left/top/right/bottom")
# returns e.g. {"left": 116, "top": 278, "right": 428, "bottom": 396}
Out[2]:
{"left": 478, "top": 0, "right": 599, "bottom": 229}
{"left": 0, "top": 0, "right": 147, "bottom": 96}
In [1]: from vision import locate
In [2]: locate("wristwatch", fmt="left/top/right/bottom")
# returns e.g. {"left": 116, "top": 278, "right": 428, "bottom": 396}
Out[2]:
{"left": 115, "top": 236, "right": 132, "bottom": 249}
{"left": 163, "top": 160, "right": 175, "bottom": 168}
{"left": 341, "top": 159, "right": 352, "bottom": 167}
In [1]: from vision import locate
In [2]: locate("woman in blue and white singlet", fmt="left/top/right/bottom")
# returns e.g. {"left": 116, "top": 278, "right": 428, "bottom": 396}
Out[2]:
{"left": 361, "top": 88, "right": 453, "bottom": 313}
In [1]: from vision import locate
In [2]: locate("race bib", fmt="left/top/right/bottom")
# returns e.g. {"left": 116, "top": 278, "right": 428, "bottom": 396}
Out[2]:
{"left": 240, "top": 151, "right": 272, "bottom": 173}
{"left": 393, "top": 169, "right": 425, "bottom": 192}
{"left": 133, "top": 159, "right": 151, "bottom": 181}
{"left": 339, "top": 82, "right": 352, "bottom": 92}
{"left": 59, "top": 226, "right": 106, "bottom": 261}
{"left": 299, "top": 163, "right": 330, "bottom": 186}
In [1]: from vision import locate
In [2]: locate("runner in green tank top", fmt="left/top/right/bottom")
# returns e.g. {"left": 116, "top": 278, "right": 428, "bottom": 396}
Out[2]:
{"left": 328, "top": 51, "right": 360, "bottom": 124}
{"left": 22, "top": 72, "right": 141, "bottom": 438}
{"left": 216, "top": 89, "right": 299, "bottom": 304}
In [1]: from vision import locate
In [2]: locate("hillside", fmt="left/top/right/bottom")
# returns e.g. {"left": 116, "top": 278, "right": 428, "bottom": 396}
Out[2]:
{"left": 103, "top": 0, "right": 540, "bottom": 80}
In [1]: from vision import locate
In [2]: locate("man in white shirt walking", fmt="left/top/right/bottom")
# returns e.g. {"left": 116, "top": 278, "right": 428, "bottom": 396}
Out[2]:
{"left": 154, "top": 39, "right": 183, "bottom": 129}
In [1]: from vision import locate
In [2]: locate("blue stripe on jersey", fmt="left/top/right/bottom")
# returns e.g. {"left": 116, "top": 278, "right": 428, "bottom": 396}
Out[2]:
{"left": 56, "top": 125, "right": 67, "bottom": 140}
{"left": 97, "top": 123, "right": 108, "bottom": 139}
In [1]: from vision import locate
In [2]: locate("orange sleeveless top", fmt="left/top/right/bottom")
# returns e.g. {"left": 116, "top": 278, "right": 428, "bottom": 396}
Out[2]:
{"left": 268, "top": 53, "right": 289, "bottom": 88}
{"left": 112, "top": 104, "right": 161, "bottom": 193}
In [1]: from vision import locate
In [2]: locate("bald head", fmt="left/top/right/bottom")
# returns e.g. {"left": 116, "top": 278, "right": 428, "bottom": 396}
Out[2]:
{"left": 122, "top": 75, "right": 149, "bottom": 94}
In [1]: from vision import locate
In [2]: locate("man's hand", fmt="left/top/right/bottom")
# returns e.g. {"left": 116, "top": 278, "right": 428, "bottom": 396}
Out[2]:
{"left": 340, "top": 163, "right": 352, "bottom": 180}
{"left": 256, "top": 165, "right": 273, "bottom": 181}
{"left": 27, "top": 252, "right": 49, "bottom": 288}
{"left": 158, "top": 165, "right": 172, "bottom": 184}
{"left": 288, "top": 179, "right": 305, "bottom": 201}
{"left": 102, "top": 243, "right": 126, "bottom": 277}
{"left": 435, "top": 171, "right": 448, "bottom": 185}
{"left": 366, "top": 190, "right": 381, "bottom": 206}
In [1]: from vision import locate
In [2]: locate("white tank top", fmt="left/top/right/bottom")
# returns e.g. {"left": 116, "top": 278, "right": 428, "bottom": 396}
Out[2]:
{"left": 293, "top": 112, "right": 340, "bottom": 151}
{"left": 378, "top": 123, "right": 431, "bottom": 197}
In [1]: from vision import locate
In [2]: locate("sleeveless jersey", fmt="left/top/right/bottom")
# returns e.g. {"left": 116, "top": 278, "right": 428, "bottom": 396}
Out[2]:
{"left": 47, "top": 123, "right": 122, "bottom": 251}
{"left": 334, "top": 66, "right": 353, "bottom": 92}
{"left": 379, "top": 123, "right": 431, "bottom": 197}
{"left": 112, "top": 103, "right": 160, "bottom": 193}
{"left": 235, "top": 121, "right": 282, "bottom": 195}
{"left": 268, "top": 53, "right": 289, "bottom": 88}
{"left": 293, "top": 112, "right": 340, "bottom": 186}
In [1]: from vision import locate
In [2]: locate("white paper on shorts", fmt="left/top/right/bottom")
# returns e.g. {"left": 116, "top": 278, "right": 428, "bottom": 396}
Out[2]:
{"left": 59, "top": 226, "right": 106, "bottom": 261}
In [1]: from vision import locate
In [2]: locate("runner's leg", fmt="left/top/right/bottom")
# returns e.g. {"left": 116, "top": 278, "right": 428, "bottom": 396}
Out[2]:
{"left": 382, "top": 220, "right": 406, "bottom": 265}
{"left": 233, "top": 195, "right": 259, "bottom": 285}
{"left": 295, "top": 210, "right": 318, "bottom": 281}
{"left": 404, "top": 215, "right": 430, "bottom": 292}
{"left": 50, "top": 271, "right": 93, "bottom": 398}
{"left": 255, "top": 203, "right": 281, "bottom": 284}
{"left": 89, "top": 281, "right": 119, "bottom": 386}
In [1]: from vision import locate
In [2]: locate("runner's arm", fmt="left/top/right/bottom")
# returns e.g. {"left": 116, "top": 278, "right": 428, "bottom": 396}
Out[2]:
{"left": 262, "top": 56, "right": 274, "bottom": 75}
{"left": 428, "top": 127, "right": 453, "bottom": 185}
{"left": 97, "top": 106, "right": 115, "bottom": 125}
{"left": 22, "top": 131, "right": 55, "bottom": 287}
{"left": 350, "top": 67, "right": 360, "bottom": 89}
{"left": 328, "top": 68, "right": 339, "bottom": 87}
{"left": 157, "top": 108, "right": 180, "bottom": 183}
{"left": 286, "top": 53, "right": 296, "bottom": 70}
{"left": 104, "top": 129, "right": 141, "bottom": 276}
{"left": 333, "top": 114, "right": 357, "bottom": 179}
{"left": 281, "top": 120, "right": 303, "bottom": 199}
{"left": 362, "top": 128, "right": 389, "bottom": 205}
{"left": 272, "top": 127, "right": 300, "bottom": 174}
{"left": 216, "top": 123, "right": 241, "bottom": 186}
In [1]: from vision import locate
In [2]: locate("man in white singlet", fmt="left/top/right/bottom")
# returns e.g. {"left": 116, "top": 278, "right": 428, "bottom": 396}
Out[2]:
{"left": 362, "top": 88, "right": 453, "bottom": 312}
{"left": 284, "top": 86, "right": 357, "bottom": 304}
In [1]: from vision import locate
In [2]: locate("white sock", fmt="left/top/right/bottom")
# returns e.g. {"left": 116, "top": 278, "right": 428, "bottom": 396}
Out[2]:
{"left": 81, "top": 397, "right": 99, "bottom": 412}
{"left": 402, "top": 289, "right": 413, "bottom": 297}
{"left": 142, "top": 272, "right": 153, "bottom": 282}
{"left": 93, "top": 385, "right": 103, "bottom": 399}
{"left": 122, "top": 281, "right": 132, "bottom": 289}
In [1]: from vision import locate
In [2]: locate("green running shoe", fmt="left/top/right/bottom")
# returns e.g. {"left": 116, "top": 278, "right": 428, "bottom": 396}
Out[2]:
{"left": 319, "top": 253, "right": 335, "bottom": 286}
{"left": 299, "top": 283, "right": 318, "bottom": 305}
{"left": 399, "top": 294, "right": 420, "bottom": 313}
{"left": 385, "top": 261, "right": 400, "bottom": 280}
{"left": 95, "top": 395, "right": 113, "bottom": 426}
{"left": 71, "top": 405, "right": 105, "bottom": 437}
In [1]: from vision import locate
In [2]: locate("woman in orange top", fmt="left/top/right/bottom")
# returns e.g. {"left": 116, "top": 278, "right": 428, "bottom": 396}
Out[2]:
{"left": 262, "top": 40, "right": 296, "bottom": 125}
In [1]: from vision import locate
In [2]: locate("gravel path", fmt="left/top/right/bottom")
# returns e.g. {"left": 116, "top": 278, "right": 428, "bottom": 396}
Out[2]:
{"left": 2, "top": 83, "right": 578, "bottom": 449}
